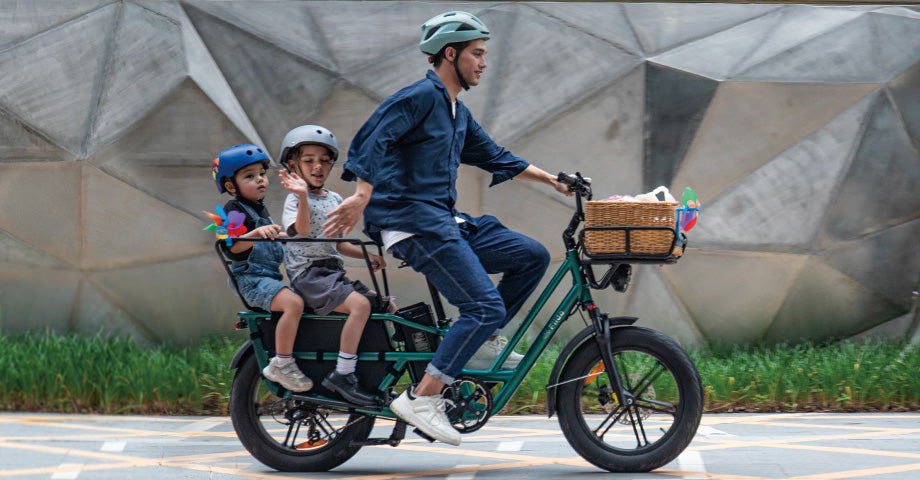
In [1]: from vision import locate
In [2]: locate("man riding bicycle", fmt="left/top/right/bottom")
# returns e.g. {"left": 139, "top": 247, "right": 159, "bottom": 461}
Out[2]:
{"left": 323, "top": 11, "right": 572, "bottom": 445}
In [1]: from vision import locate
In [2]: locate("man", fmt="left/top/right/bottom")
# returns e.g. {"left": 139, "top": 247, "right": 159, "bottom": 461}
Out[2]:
{"left": 323, "top": 11, "right": 571, "bottom": 445}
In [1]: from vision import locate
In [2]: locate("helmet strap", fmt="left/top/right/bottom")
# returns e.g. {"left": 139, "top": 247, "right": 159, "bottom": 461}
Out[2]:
{"left": 447, "top": 44, "right": 471, "bottom": 91}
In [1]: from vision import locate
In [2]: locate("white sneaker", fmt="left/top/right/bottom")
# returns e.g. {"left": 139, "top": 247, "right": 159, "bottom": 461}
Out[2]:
{"left": 465, "top": 336, "right": 523, "bottom": 370}
{"left": 389, "top": 388, "right": 461, "bottom": 445}
{"left": 262, "top": 357, "right": 313, "bottom": 392}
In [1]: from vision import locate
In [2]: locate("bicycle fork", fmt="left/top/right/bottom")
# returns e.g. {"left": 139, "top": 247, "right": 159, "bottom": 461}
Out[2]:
{"left": 585, "top": 301, "right": 637, "bottom": 414}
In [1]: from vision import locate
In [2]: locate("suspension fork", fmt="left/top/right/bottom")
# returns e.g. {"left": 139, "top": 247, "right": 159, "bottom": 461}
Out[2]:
{"left": 584, "top": 301, "right": 636, "bottom": 409}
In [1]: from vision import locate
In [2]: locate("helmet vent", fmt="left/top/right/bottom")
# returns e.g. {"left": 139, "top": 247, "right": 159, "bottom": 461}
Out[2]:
{"left": 246, "top": 150, "right": 252, "bottom": 155}
{"left": 424, "top": 27, "right": 440, "bottom": 40}
{"left": 457, "top": 23, "right": 476, "bottom": 31}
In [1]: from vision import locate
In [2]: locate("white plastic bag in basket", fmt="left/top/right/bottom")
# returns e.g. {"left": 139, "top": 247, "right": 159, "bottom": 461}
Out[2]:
{"left": 634, "top": 186, "right": 676, "bottom": 203}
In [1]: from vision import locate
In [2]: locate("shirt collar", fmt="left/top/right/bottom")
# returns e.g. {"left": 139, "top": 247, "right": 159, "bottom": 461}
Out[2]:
{"left": 237, "top": 196, "right": 266, "bottom": 213}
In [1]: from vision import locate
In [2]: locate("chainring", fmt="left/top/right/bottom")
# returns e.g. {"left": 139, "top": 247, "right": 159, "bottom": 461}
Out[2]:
{"left": 443, "top": 375, "right": 493, "bottom": 433}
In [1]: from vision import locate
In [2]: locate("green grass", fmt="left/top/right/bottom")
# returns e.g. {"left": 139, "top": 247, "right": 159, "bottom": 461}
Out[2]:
{"left": 1, "top": 332, "right": 918, "bottom": 415}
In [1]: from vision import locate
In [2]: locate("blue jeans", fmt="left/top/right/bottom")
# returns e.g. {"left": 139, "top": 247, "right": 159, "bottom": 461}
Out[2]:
{"left": 389, "top": 215, "right": 549, "bottom": 383}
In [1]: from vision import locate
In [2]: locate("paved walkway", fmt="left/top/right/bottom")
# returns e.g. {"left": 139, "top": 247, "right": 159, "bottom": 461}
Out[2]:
{"left": 1, "top": 413, "right": 919, "bottom": 479}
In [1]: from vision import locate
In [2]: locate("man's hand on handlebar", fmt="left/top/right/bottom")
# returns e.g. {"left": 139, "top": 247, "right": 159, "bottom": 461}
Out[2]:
{"left": 556, "top": 172, "right": 592, "bottom": 198}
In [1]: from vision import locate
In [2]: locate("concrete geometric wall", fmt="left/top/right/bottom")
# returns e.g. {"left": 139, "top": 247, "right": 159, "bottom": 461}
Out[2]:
{"left": 0, "top": 1, "right": 918, "bottom": 347}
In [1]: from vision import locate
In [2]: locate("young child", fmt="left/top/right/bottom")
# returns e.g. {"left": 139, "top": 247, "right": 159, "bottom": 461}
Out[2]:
{"left": 277, "top": 125, "right": 395, "bottom": 407}
{"left": 211, "top": 144, "right": 312, "bottom": 392}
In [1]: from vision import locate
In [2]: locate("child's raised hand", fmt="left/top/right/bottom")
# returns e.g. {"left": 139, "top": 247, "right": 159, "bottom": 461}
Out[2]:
{"left": 279, "top": 169, "right": 308, "bottom": 196}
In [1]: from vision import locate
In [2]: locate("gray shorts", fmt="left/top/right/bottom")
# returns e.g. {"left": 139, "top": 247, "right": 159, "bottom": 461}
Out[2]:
{"left": 290, "top": 261, "right": 374, "bottom": 316}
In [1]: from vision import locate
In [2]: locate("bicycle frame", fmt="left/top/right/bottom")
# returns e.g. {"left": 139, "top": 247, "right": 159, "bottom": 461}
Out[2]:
{"left": 226, "top": 172, "right": 685, "bottom": 420}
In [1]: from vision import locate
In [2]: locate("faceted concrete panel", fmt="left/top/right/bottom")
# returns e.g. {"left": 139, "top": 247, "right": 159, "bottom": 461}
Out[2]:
{"left": 508, "top": 65, "right": 645, "bottom": 203}
{"left": 739, "top": 12, "right": 920, "bottom": 83}
{"left": 644, "top": 64, "right": 718, "bottom": 190}
{"left": 622, "top": 266, "right": 703, "bottom": 348}
{"left": 307, "top": 81, "right": 389, "bottom": 162}
{"left": 0, "top": 162, "right": 81, "bottom": 266}
{"left": 889, "top": 61, "right": 920, "bottom": 150}
{"left": 0, "top": 268, "right": 79, "bottom": 334}
{"left": 653, "top": 6, "right": 861, "bottom": 81}
{"left": 90, "top": 255, "right": 245, "bottom": 344}
{"left": 0, "top": 111, "right": 71, "bottom": 163}
{"left": 765, "top": 258, "right": 905, "bottom": 343}
{"left": 673, "top": 82, "right": 877, "bottom": 202}
{"left": 0, "top": 3, "right": 118, "bottom": 157}
{"left": 180, "top": 0, "right": 335, "bottom": 72}
{"left": 0, "top": 1, "right": 109, "bottom": 49}
{"left": 822, "top": 92, "right": 920, "bottom": 241}
{"left": 822, "top": 218, "right": 920, "bottom": 310}
{"left": 624, "top": 3, "right": 779, "bottom": 56}
{"left": 94, "top": 79, "right": 252, "bottom": 216}
{"left": 691, "top": 93, "right": 870, "bottom": 251}
{"left": 307, "top": 1, "right": 443, "bottom": 73}
{"left": 660, "top": 249, "right": 808, "bottom": 345}
{"left": 72, "top": 280, "right": 155, "bottom": 344}
{"left": 730, "top": 7, "right": 864, "bottom": 79}
{"left": 88, "top": 3, "right": 185, "bottom": 155}
{"left": 0, "top": 230, "right": 70, "bottom": 269}
{"left": 474, "top": 4, "right": 642, "bottom": 143}
{"left": 82, "top": 166, "right": 211, "bottom": 271}
{"left": 185, "top": 3, "right": 339, "bottom": 160}
{"left": 179, "top": 5, "right": 263, "bottom": 148}
{"left": 850, "top": 313, "right": 913, "bottom": 342}
{"left": 531, "top": 3, "right": 642, "bottom": 55}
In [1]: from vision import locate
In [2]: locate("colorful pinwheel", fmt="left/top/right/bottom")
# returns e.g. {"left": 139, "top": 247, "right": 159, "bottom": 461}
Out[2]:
{"left": 203, "top": 205, "right": 247, "bottom": 246}
{"left": 678, "top": 187, "right": 700, "bottom": 233}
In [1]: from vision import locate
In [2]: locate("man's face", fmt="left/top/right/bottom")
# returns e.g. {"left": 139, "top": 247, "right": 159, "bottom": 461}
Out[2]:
{"left": 455, "top": 39, "right": 487, "bottom": 87}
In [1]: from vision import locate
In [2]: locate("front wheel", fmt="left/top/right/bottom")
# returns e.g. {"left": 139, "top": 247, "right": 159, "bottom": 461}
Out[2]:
{"left": 229, "top": 353, "right": 375, "bottom": 471}
{"left": 556, "top": 327, "right": 703, "bottom": 472}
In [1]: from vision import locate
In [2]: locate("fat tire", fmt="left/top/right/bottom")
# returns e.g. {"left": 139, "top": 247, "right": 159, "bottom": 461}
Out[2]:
{"left": 556, "top": 327, "right": 702, "bottom": 472}
{"left": 229, "top": 353, "right": 374, "bottom": 471}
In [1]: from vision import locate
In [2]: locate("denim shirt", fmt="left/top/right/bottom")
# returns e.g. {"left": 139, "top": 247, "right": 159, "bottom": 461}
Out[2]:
{"left": 343, "top": 70, "right": 529, "bottom": 242}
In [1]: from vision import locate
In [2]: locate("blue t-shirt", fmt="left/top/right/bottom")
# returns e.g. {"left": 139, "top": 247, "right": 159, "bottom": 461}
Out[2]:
{"left": 343, "top": 70, "right": 529, "bottom": 242}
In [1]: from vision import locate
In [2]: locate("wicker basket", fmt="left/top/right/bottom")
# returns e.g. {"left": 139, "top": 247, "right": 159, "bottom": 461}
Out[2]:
{"left": 584, "top": 201, "right": 682, "bottom": 256}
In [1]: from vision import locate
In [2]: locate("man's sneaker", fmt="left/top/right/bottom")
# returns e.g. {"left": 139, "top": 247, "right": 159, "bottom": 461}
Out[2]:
{"left": 465, "top": 336, "right": 523, "bottom": 370}
{"left": 322, "top": 371, "right": 379, "bottom": 406}
{"left": 389, "top": 387, "right": 461, "bottom": 446}
{"left": 262, "top": 357, "right": 313, "bottom": 392}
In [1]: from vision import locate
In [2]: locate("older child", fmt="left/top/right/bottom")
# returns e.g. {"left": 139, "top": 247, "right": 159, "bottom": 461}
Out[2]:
{"left": 278, "top": 125, "right": 394, "bottom": 406}
{"left": 211, "top": 144, "right": 311, "bottom": 392}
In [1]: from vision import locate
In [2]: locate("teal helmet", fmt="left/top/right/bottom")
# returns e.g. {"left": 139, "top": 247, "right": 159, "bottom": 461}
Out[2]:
{"left": 419, "top": 11, "right": 490, "bottom": 55}
{"left": 211, "top": 144, "right": 270, "bottom": 194}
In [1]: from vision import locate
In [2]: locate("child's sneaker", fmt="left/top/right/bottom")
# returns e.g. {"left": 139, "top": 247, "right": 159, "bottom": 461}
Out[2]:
{"left": 465, "top": 336, "right": 523, "bottom": 370}
{"left": 322, "top": 371, "right": 379, "bottom": 406}
{"left": 262, "top": 357, "right": 313, "bottom": 392}
{"left": 389, "top": 387, "right": 460, "bottom": 445}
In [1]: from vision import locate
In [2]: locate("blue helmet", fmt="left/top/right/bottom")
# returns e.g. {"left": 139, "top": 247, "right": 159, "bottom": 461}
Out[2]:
{"left": 211, "top": 144, "right": 271, "bottom": 194}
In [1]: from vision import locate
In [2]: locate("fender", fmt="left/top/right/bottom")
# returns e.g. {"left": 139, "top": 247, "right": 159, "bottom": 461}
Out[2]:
{"left": 229, "top": 339, "right": 254, "bottom": 372}
{"left": 545, "top": 316, "right": 637, "bottom": 418}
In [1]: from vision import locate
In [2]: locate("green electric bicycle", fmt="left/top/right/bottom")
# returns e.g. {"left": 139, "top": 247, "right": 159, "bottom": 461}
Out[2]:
{"left": 222, "top": 172, "right": 703, "bottom": 473}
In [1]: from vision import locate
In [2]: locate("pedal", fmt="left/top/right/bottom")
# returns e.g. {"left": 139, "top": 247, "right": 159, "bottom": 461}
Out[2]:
{"left": 413, "top": 427, "right": 436, "bottom": 443}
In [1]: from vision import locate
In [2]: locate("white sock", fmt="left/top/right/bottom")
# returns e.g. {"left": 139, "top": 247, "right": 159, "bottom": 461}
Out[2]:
{"left": 336, "top": 352, "right": 358, "bottom": 375}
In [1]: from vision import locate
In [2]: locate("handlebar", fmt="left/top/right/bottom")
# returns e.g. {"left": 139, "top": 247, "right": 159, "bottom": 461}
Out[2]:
{"left": 557, "top": 171, "right": 592, "bottom": 200}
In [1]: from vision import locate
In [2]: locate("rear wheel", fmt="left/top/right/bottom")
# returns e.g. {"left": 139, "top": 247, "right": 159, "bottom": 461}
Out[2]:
{"left": 556, "top": 327, "right": 702, "bottom": 472}
{"left": 229, "top": 353, "right": 375, "bottom": 471}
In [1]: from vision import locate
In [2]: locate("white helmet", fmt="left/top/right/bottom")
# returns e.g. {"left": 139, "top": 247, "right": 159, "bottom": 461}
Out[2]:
{"left": 278, "top": 125, "right": 339, "bottom": 170}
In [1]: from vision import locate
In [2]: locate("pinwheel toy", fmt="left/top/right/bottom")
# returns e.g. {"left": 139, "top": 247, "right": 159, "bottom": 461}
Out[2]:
{"left": 678, "top": 187, "right": 700, "bottom": 233}
{"left": 204, "top": 205, "right": 247, "bottom": 246}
